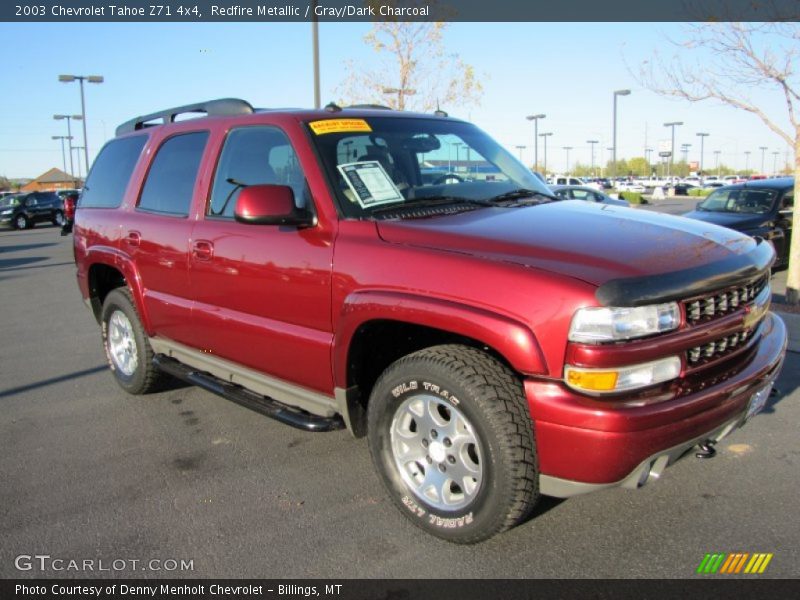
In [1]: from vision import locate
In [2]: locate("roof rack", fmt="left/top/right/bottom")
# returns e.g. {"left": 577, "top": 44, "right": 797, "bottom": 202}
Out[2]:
{"left": 347, "top": 104, "right": 393, "bottom": 110}
{"left": 116, "top": 98, "right": 254, "bottom": 136}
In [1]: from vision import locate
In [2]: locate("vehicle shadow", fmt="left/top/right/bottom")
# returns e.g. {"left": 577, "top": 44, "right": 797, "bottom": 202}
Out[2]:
{"left": 0, "top": 242, "right": 58, "bottom": 253}
{"left": 0, "top": 256, "right": 48, "bottom": 269}
{"left": 760, "top": 351, "right": 799, "bottom": 415}
{"left": 0, "top": 366, "right": 108, "bottom": 400}
{"left": 0, "top": 260, "right": 74, "bottom": 272}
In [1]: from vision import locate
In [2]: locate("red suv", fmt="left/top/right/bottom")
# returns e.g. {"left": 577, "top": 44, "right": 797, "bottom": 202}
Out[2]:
{"left": 73, "top": 99, "right": 787, "bottom": 543}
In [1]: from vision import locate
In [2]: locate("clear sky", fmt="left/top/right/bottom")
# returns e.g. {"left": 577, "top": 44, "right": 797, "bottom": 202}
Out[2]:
{"left": 0, "top": 21, "right": 793, "bottom": 179}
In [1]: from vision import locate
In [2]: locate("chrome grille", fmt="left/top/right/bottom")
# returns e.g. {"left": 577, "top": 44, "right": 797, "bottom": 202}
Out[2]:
{"left": 684, "top": 275, "right": 768, "bottom": 325}
{"left": 687, "top": 329, "right": 752, "bottom": 366}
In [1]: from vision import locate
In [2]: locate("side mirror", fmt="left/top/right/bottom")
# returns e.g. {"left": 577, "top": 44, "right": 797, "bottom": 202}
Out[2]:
{"left": 234, "top": 184, "right": 315, "bottom": 227}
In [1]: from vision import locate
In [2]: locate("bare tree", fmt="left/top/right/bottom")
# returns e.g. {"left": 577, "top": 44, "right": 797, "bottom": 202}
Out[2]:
{"left": 336, "top": 8, "right": 482, "bottom": 112}
{"left": 636, "top": 23, "right": 799, "bottom": 304}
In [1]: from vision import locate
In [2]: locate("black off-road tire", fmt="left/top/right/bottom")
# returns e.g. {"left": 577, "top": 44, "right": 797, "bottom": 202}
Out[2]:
{"left": 367, "top": 344, "right": 538, "bottom": 544}
{"left": 101, "top": 288, "right": 166, "bottom": 394}
{"left": 52, "top": 210, "right": 65, "bottom": 227}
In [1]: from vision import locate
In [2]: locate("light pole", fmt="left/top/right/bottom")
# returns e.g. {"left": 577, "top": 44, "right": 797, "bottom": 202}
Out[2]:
{"left": 772, "top": 151, "right": 780, "bottom": 175}
{"left": 51, "top": 135, "right": 72, "bottom": 174}
{"left": 696, "top": 132, "right": 709, "bottom": 173}
{"left": 382, "top": 87, "right": 416, "bottom": 110}
{"left": 515, "top": 145, "right": 526, "bottom": 161}
{"left": 539, "top": 132, "right": 553, "bottom": 176}
{"left": 681, "top": 143, "right": 691, "bottom": 165}
{"left": 714, "top": 150, "right": 721, "bottom": 176}
{"left": 663, "top": 121, "right": 683, "bottom": 172}
{"left": 526, "top": 114, "right": 546, "bottom": 171}
{"left": 73, "top": 146, "right": 85, "bottom": 179}
{"left": 587, "top": 140, "right": 599, "bottom": 177}
{"left": 759, "top": 146, "right": 768, "bottom": 174}
{"left": 612, "top": 89, "right": 631, "bottom": 178}
{"left": 59, "top": 74, "right": 103, "bottom": 173}
{"left": 311, "top": 0, "right": 320, "bottom": 108}
{"left": 54, "top": 114, "right": 82, "bottom": 177}
{"left": 606, "top": 147, "right": 613, "bottom": 178}
{"left": 563, "top": 146, "right": 573, "bottom": 175}
{"left": 744, "top": 150, "right": 751, "bottom": 173}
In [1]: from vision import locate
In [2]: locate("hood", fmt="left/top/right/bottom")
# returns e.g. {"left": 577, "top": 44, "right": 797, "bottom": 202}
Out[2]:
{"left": 683, "top": 210, "right": 768, "bottom": 232}
{"left": 376, "top": 201, "right": 756, "bottom": 286}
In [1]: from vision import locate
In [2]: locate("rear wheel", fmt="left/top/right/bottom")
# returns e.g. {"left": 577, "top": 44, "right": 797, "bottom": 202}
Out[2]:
{"left": 52, "top": 210, "right": 65, "bottom": 227}
{"left": 367, "top": 344, "right": 538, "bottom": 543}
{"left": 101, "top": 288, "right": 166, "bottom": 394}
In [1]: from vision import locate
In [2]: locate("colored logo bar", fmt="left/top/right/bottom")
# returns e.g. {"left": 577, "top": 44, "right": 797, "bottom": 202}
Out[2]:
{"left": 697, "top": 553, "right": 773, "bottom": 574}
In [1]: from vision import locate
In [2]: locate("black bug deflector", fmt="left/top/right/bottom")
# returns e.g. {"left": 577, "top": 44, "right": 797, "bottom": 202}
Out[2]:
{"left": 595, "top": 239, "right": 775, "bottom": 307}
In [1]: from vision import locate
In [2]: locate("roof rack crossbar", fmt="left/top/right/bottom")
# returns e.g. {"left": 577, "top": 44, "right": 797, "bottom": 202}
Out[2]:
{"left": 116, "top": 98, "right": 254, "bottom": 136}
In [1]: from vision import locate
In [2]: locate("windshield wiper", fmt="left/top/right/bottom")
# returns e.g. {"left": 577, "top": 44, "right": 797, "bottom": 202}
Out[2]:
{"left": 485, "top": 188, "right": 558, "bottom": 204}
{"left": 370, "top": 196, "right": 494, "bottom": 216}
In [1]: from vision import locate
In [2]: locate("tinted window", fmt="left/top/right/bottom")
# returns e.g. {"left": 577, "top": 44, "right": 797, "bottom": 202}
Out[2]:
{"left": 80, "top": 135, "right": 147, "bottom": 208}
{"left": 139, "top": 132, "right": 209, "bottom": 216}
{"left": 209, "top": 126, "right": 308, "bottom": 217}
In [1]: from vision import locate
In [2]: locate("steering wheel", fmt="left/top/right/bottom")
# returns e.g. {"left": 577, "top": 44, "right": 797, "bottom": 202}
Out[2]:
{"left": 432, "top": 173, "right": 464, "bottom": 185}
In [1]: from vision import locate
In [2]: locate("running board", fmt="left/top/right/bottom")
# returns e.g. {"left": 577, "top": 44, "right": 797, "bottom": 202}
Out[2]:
{"left": 153, "top": 354, "right": 345, "bottom": 432}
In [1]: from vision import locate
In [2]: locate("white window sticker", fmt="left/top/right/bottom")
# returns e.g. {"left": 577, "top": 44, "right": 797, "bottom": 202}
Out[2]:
{"left": 337, "top": 161, "right": 404, "bottom": 208}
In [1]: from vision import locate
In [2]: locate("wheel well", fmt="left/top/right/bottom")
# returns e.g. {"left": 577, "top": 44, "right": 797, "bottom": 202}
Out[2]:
{"left": 345, "top": 320, "right": 515, "bottom": 433}
{"left": 88, "top": 263, "right": 127, "bottom": 322}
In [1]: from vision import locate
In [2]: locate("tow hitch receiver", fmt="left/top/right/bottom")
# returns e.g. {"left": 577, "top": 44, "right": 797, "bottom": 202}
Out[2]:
{"left": 695, "top": 441, "right": 717, "bottom": 459}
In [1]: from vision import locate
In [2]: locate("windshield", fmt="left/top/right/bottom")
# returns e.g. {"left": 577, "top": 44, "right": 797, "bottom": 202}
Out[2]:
{"left": 698, "top": 188, "right": 777, "bottom": 214}
{"left": 307, "top": 116, "right": 551, "bottom": 218}
{"left": 0, "top": 195, "right": 23, "bottom": 208}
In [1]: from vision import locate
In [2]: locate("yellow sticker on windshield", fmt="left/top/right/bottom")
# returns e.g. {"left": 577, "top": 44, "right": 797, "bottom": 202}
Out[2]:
{"left": 309, "top": 119, "right": 372, "bottom": 135}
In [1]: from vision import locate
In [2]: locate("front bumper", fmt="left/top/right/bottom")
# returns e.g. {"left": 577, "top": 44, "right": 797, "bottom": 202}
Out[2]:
{"left": 528, "top": 312, "right": 787, "bottom": 497}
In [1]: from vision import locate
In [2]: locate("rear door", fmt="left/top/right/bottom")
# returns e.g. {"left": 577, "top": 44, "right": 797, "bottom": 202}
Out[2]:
{"left": 122, "top": 130, "right": 210, "bottom": 345}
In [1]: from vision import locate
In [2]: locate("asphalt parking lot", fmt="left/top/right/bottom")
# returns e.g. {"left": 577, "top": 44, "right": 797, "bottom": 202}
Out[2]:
{"left": 1, "top": 212, "right": 798, "bottom": 579}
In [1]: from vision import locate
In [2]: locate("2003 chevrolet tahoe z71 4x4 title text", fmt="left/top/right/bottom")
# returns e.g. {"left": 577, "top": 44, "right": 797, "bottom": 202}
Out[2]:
{"left": 73, "top": 99, "right": 787, "bottom": 543}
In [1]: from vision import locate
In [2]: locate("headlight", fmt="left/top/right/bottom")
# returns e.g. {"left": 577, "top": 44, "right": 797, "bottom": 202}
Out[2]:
{"left": 565, "top": 356, "right": 682, "bottom": 394}
{"left": 0, "top": 209, "right": 12, "bottom": 215}
{"left": 568, "top": 302, "right": 680, "bottom": 343}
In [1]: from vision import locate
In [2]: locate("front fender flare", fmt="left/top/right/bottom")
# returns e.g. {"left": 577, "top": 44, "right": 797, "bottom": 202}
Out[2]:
{"left": 332, "top": 290, "right": 548, "bottom": 390}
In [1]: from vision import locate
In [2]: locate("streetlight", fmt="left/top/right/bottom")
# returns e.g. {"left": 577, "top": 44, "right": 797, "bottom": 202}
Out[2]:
{"left": 526, "top": 114, "right": 546, "bottom": 171}
{"left": 539, "top": 132, "right": 553, "bottom": 176}
{"left": 696, "top": 132, "right": 709, "bottom": 173}
{"left": 51, "top": 135, "right": 73, "bottom": 174}
{"left": 515, "top": 145, "right": 526, "bottom": 162}
{"left": 382, "top": 87, "right": 416, "bottom": 110}
{"left": 759, "top": 146, "right": 768, "bottom": 174}
{"left": 59, "top": 74, "right": 103, "bottom": 173}
{"left": 612, "top": 89, "right": 630, "bottom": 178}
{"left": 714, "top": 150, "right": 721, "bottom": 176}
{"left": 744, "top": 150, "right": 751, "bottom": 173}
{"left": 54, "top": 114, "right": 83, "bottom": 177}
{"left": 73, "top": 146, "right": 85, "bottom": 179}
{"left": 681, "top": 143, "right": 692, "bottom": 164}
{"left": 772, "top": 151, "right": 780, "bottom": 175}
{"left": 563, "top": 146, "right": 573, "bottom": 175}
{"left": 645, "top": 147, "right": 653, "bottom": 174}
{"left": 663, "top": 121, "right": 683, "bottom": 170}
{"left": 587, "top": 140, "right": 599, "bottom": 177}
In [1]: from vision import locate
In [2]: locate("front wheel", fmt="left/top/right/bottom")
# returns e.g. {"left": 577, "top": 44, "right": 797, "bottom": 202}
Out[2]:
{"left": 367, "top": 345, "right": 538, "bottom": 543}
{"left": 101, "top": 288, "right": 166, "bottom": 394}
{"left": 14, "top": 214, "right": 29, "bottom": 230}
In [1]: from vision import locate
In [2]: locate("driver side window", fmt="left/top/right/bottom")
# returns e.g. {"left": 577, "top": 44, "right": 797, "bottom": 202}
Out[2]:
{"left": 208, "top": 126, "right": 309, "bottom": 218}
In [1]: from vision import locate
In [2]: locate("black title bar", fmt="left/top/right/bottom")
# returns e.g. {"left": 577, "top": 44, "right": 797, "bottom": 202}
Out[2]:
{"left": 3, "top": 0, "right": 800, "bottom": 23}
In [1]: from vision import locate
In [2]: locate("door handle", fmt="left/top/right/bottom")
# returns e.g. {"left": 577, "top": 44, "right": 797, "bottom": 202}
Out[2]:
{"left": 125, "top": 231, "right": 141, "bottom": 247}
{"left": 192, "top": 240, "right": 214, "bottom": 260}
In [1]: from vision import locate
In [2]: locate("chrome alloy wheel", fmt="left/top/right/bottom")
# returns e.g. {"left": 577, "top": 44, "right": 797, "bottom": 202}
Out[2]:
{"left": 107, "top": 310, "right": 139, "bottom": 376}
{"left": 390, "top": 394, "right": 483, "bottom": 512}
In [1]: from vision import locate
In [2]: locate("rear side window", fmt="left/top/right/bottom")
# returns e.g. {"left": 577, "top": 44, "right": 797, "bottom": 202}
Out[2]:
{"left": 80, "top": 135, "right": 147, "bottom": 208}
{"left": 138, "top": 132, "right": 209, "bottom": 216}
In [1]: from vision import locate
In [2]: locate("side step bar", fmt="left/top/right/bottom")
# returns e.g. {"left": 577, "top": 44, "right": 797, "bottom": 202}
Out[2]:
{"left": 153, "top": 354, "right": 345, "bottom": 432}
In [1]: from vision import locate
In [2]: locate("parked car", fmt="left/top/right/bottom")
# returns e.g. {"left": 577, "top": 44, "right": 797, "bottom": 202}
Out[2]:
{"left": 73, "top": 98, "right": 787, "bottom": 543}
{"left": 0, "top": 191, "right": 65, "bottom": 229}
{"left": 60, "top": 190, "right": 79, "bottom": 236}
{"left": 550, "top": 185, "right": 629, "bottom": 206}
{"left": 683, "top": 177, "right": 794, "bottom": 269}
{"left": 670, "top": 182, "right": 696, "bottom": 196}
